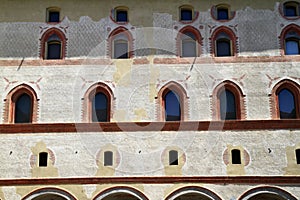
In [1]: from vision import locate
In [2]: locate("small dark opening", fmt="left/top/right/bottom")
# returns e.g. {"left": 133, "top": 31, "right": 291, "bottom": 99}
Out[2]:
{"left": 169, "top": 150, "right": 178, "bottom": 165}
{"left": 285, "top": 5, "right": 297, "bottom": 17}
{"left": 296, "top": 149, "right": 300, "bottom": 164}
{"left": 116, "top": 10, "right": 128, "bottom": 22}
{"left": 181, "top": 9, "right": 192, "bottom": 21}
{"left": 217, "top": 8, "right": 229, "bottom": 20}
{"left": 231, "top": 149, "right": 241, "bottom": 164}
{"left": 39, "top": 152, "right": 48, "bottom": 167}
{"left": 49, "top": 11, "right": 60, "bottom": 22}
{"left": 104, "top": 151, "right": 113, "bottom": 166}
{"left": 216, "top": 39, "right": 231, "bottom": 57}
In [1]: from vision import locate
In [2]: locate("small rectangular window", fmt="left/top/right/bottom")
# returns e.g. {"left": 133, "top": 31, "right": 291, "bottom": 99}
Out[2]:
{"left": 39, "top": 152, "right": 48, "bottom": 167}
{"left": 104, "top": 151, "right": 113, "bottom": 166}
{"left": 116, "top": 10, "right": 128, "bottom": 22}
{"left": 231, "top": 149, "right": 241, "bottom": 164}
{"left": 48, "top": 11, "right": 60, "bottom": 22}
{"left": 296, "top": 149, "right": 300, "bottom": 164}
{"left": 181, "top": 9, "right": 192, "bottom": 21}
{"left": 169, "top": 150, "right": 178, "bottom": 165}
{"left": 217, "top": 8, "right": 229, "bottom": 20}
{"left": 114, "top": 40, "right": 128, "bottom": 59}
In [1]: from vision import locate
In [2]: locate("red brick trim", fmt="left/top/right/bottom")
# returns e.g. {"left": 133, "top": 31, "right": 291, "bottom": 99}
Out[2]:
{"left": 210, "top": 4, "right": 236, "bottom": 22}
{"left": 3, "top": 84, "right": 38, "bottom": 124}
{"left": 2, "top": 120, "right": 300, "bottom": 133}
{"left": 92, "top": 186, "right": 149, "bottom": 200}
{"left": 238, "top": 186, "right": 297, "bottom": 200}
{"left": 279, "top": 23, "right": 300, "bottom": 56}
{"left": 165, "top": 186, "right": 222, "bottom": 200}
{"left": 270, "top": 79, "right": 300, "bottom": 119}
{"left": 40, "top": 28, "right": 67, "bottom": 59}
{"left": 0, "top": 176, "right": 300, "bottom": 186}
{"left": 211, "top": 80, "right": 246, "bottom": 120}
{"left": 210, "top": 26, "right": 238, "bottom": 57}
{"left": 21, "top": 187, "right": 77, "bottom": 200}
{"left": 108, "top": 27, "right": 134, "bottom": 59}
{"left": 177, "top": 26, "right": 203, "bottom": 57}
{"left": 156, "top": 81, "right": 189, "bottom": 121}
{"left": 82, "top": 82, "right": 114, "bottom": 122}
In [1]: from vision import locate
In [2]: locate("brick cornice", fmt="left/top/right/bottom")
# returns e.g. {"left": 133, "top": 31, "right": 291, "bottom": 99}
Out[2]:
{"left": 0, "top": 176, "right": 299, "bottom": 186}
{"left": 1, "top": 120, "right": 300, "bottom": 133}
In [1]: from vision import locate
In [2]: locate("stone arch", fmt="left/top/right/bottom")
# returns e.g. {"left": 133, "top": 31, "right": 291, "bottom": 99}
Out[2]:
{"left": 22, "top": 187, "right": 77, "bottom": 200}
{"left": 165, "top": 186, "right": 222, "bottom": 200}
{"left": 238, "top": 186, "right": 297, "bottom": 200}
{"left": 93, "top": 186, "right": 149, "bottom": 200}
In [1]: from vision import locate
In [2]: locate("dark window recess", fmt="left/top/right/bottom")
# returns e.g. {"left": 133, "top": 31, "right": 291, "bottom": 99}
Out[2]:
{"left": 217, "top": 8, "right": 229, "bottom": 20}
{"left": 216, "top": 39, "right": 231, "bottom": 57}
{"left": 285, "top": 5, "right": 297, "bottom": 16}
{"left": 296, "top": 149, "right": 300, "bottom": 164}
{"left": 92, "top": 92, "right": 108, "bottom": 122}
{"left": 39, "top": 152, "right": 48, "bottom": 167}
{"left": 116, "top": 10, "right": 128, "bottom": 22}
{"left": 169, "top": 150, "right": 179, "bottom": 165}
{"left": 15, "top": 93, "right": 32, "bottom": 123}
{"left": 278, "top": 89, "right": 296, "bottom": 119}
{"left": 165, "top": 91, "right": 181, "bottom": 121}
{"left": 104, "top": 151, "right": 113, "bottom": 166}
{"left": 181, "top": 9, "right": 192, "bottom": 21}
{"left": 48, "top": 11, "right": 60, "bottom": 22}
{"left": 47, "top": 42, "right": 61, "bottom": 59}
{"left": 220, "top": 89, "right": 236, "bottom": 120}
{"left": 231, "top": 149, "right": 241, "bottom": 164}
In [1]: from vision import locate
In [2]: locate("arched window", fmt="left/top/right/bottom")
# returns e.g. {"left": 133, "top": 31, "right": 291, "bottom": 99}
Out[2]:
{"left": 92, "top": 92, "right": 108, "bottom": 122}
{"left": 211, "top": 27, "right": 236, "bottom": 57}
{"left": 178, "top": 26, "right": 202, "bottom": 57}
{"left": 39, "top": 152, "right": 48, "bottom": 167}
{"left": 271, "top": 79, "right": 300, "bottom": 119}
{"left": 231, "top": 149, "right": 241, "bottom": 164}
{"left": 109, "top": 27, "right": 133, "bottom": 59}
{"left": 83, "top": 83, "right": 114, "bottom": 122}
{"left": 169, "top": 150, "right": 178, "bottom": 165}
{"left": 280, "top": 24, "right": 300, "bottom": 55}
{"left": 5, "top": 84, "right": 38, "bottom": 124}
{"left": 283, "top": 1, "right": 300, "bottom": 17}
{"left": 212, "top": 81, "right": 245, "bottom": 120}
{"left": 14, "top": 93, "right": 32, "bottom": 123}
{"left": 219, "top": 89, "right": 236, "bottom": 120}
{"left": 104, "top": 151, "right": 113, "bottom": 166}
{"left": 165, "top": 90, "right": 181, "bottom": 121}
{"left": 157, "top": 82, "right": 188, "bottom": 121}
{"left": 40, "top": 28, "right": 66, "bottom": 59}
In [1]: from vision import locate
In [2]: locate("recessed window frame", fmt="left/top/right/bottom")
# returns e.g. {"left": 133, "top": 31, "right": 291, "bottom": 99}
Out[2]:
{"left": 5, "top": 84, "right": 38, "bottom": 124}
{"left": 211, "top": 26, "right": 237, "bottom": 57}
{"left": 178, "top": 26, "right": 202, "bottom": 57}
{"left": 211, "top": 4, "right": 235, "bottom": 21}
{"left": 282, "top": 1, "right": 300, "bottom": 18}
{"left": 296, "top": 149, "right": 300, "bottom": 164}
{"left": 109, "top": 27, "right": 133, "bottom": 59}
{"left": 270, "top": 79, "right": 300, "bottom": 119}
{"left": 40, "top": 28, "right": 66, "bottom": 60}
{"left": 83, "top": 82, "right": 114, "bottom": 123}
{"left": 157, "top": 81, "right": 188, "bottom": 122}
{"left": 46, "top": 7, "right": 61, "bottom": 23}
{"left": 179, "top": 5, "right": 194, "bottom": 22}
{"left": 280, "top": 24, "right": 300, "bottom": 56}
{"left": 212, "top": 81, "right": 245, "bottom": 120}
